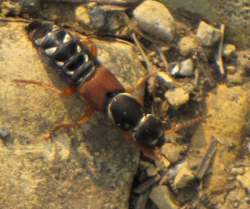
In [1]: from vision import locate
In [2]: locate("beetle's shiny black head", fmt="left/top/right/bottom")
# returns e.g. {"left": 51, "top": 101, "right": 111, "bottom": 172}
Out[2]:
{"left": 135, "top": 114, "right": 165, "bottom": 148}
{"left": 26, "top": 21, "right": 43, "bottom": 34}
{"left": 107, "top": 93, "right": 143, "bottom": 131}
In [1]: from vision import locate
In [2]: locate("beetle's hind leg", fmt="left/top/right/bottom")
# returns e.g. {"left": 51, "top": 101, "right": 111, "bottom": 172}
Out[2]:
{"left": 81, "top": 37, "right": 97, "bottom": 57}
{"left": 13, "top": 79, "right": 77, "bottom": 96}
{"left": 44, "top": 106, "right": 95, "bottom": 141}
{"left": 123, "top": 132, "right": 169, "bottom": 167}
{"left": 165, "top": 115, "right": 205, "bottom": 139}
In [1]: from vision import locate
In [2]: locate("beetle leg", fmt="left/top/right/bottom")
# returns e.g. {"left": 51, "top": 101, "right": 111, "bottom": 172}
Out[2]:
{"left": 123, "top": 132, "right": 169, "bottom": 166}
{"left": 83, "top": 37, "right": 97, "bottom": 57}
{"left": 13, "top": 79, "right": 77, "bottom": 96}
{"left": 44, "top": 106, "right": 95, "bottom": 141}
{"left": 165, "top": 115, "right": 204, "bottom": 136}
{"left": 126, "top": 70, "right": 158, "bottom": 93}
{"left": 140, "top": 144, "right": 170, "bottom": 167}
{"left": 126, "top": 71, "right": 158, "bottom": 105}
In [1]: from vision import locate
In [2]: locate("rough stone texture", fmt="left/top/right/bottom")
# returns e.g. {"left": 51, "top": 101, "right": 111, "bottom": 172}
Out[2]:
{"left": 237, "top": 168, "right": 250, "bottom": 192}
{"left": 39, "top": 2, "right": 130, "bottom": 37}
{"left": 223, "top": 43, "right": 236, "bottom": 58}
{"left": 133, "top": 0, "right": 175, "bottom": 42}
{"left": 0, "top": 22, "right": 146, "bottom": 209}
{"left": 165, "top": 87, "right": 190, "bottom": 107}
{"left": 173, "top": 162, "right": 195, "bottom": 189}
{"left": 161, "top": 0, "right": 250, "bottom": 48}
{"left": 149, "top": 185, "right": 179, "bottom": 209}
{"left": 187, "top": 84, "right": 250, "bottom": 205}
{"left": 178, "top": 35, "right": 200, "bottom": 56}
{"left": 196, "top": 21, "right": 221, "bottom": 47}
{"left": 75, "top": 5, "right": 91, "bottom": 26}
{"left": 161, "top": 142, "right": 186, "bottom": 164}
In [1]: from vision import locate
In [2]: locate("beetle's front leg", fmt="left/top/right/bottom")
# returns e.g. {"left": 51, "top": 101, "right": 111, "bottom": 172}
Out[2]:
{"left": 13, "top": 79, "right": 77, "bottom": 96}
{"left": 44, "top": 106, "right": 95, "bottom": 141}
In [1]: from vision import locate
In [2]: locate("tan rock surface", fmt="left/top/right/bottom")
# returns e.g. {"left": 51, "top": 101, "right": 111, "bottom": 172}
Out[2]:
{"left": 187, "top": 84, "right": 250, "bottom": 205}
{"left": 0, "top": 22, "right": 145, "bottom": 209}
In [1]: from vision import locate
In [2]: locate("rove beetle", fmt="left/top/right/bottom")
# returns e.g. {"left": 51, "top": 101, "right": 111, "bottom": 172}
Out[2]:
{"left": 11, "top": 20, "right": 167, "bottom": 162}
{"left": 6, "top": 19, "right": 202, "bottom": 163}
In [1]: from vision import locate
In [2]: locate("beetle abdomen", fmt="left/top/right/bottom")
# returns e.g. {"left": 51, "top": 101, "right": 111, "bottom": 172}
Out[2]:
{"left": 27, "top": 21, "right": 97, "bottom": 86}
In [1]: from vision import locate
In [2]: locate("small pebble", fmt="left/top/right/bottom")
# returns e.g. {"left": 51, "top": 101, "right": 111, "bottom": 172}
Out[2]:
{"left": 171, "top": 59, "right": 195, "bottom": 77}
{"left": 133, "top": 0, "right": 175, "bottom": 42}
{"left": 165, "top": 88, "right": 190, "bottom": 107}
{"left": 223, "top": 44, "right": 236, "bottom": 58}
{"left": 226, "top": 65, "right": 237, "bottom": 74}
{"left": 149, "top": 185, "right": 179, "bottom": 209}
{"left": 21, "top": 0, "right": 40, "bottom": 14}
{"left": 232, "top": 200, "right": 239, "bottom": 208}
{"left": 178, "top": 35, "right": 200, "bottom": 56}
{"left": 146, "top": 164, "right": 159, "bottom": 177}
{"left": 236, "top": 168, "right": 250, "bottom": 192}
{"left": 231, "top": 167, "right": 245, "bottom": 175}
{"left": 173, "top": 162, "right": 195, "bottom": 189}
{"left": 75, "top": 5, "right": 91, "bottom": 26}
{"left": 90, "top": 7, "right": 106, "bottom": 29}
{"left": 0, "top": 129, "right": 10, "bottom": 141}
{"left": 161, "top": 143, "right": 186, "bottom": 164}
{"left": 196, "top": 21, "right": 221, "bottom": 46}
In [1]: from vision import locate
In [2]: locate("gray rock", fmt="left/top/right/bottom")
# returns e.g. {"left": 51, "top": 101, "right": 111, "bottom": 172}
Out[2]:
{"left": 180, "top": 59, "right": 195, "bottom": 76}
{"left": 90, "top": 7, "right": 106, "bottom": 30}
{"left": 89, "top": 6, "right": 130, "bottom": 36}
{"left": 171, "top": 59, "right": 195, "bottom": 77}
{"left": 149, "top": 185, "right": 179, "bottom": 209}
{"left": 178, "top": 35, "right": 200, "bottom": 56}
{"left": 196, "top": 21, "right": 221, "bottom": 47}
{"left": 0, "top": 22, "right": 144, "bottom": 209}
{"left": 158, "top": 0, "right": 250, "bottom": 48}
{"left": 133, "top": 0, "right": 175, "bottom": 42}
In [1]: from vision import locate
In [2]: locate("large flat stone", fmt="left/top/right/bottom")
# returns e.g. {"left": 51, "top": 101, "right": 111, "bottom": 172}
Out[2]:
{"left": 187, "top": 84, "right": 250, "bottom": 205}
{"left": 0, "top": 22, "right": 145, "bottom": 209}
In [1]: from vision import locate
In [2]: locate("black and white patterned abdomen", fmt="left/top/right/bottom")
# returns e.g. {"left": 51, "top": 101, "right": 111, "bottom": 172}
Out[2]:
{"left": 27, "top": 21, "right": 97, "bottom": 86}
